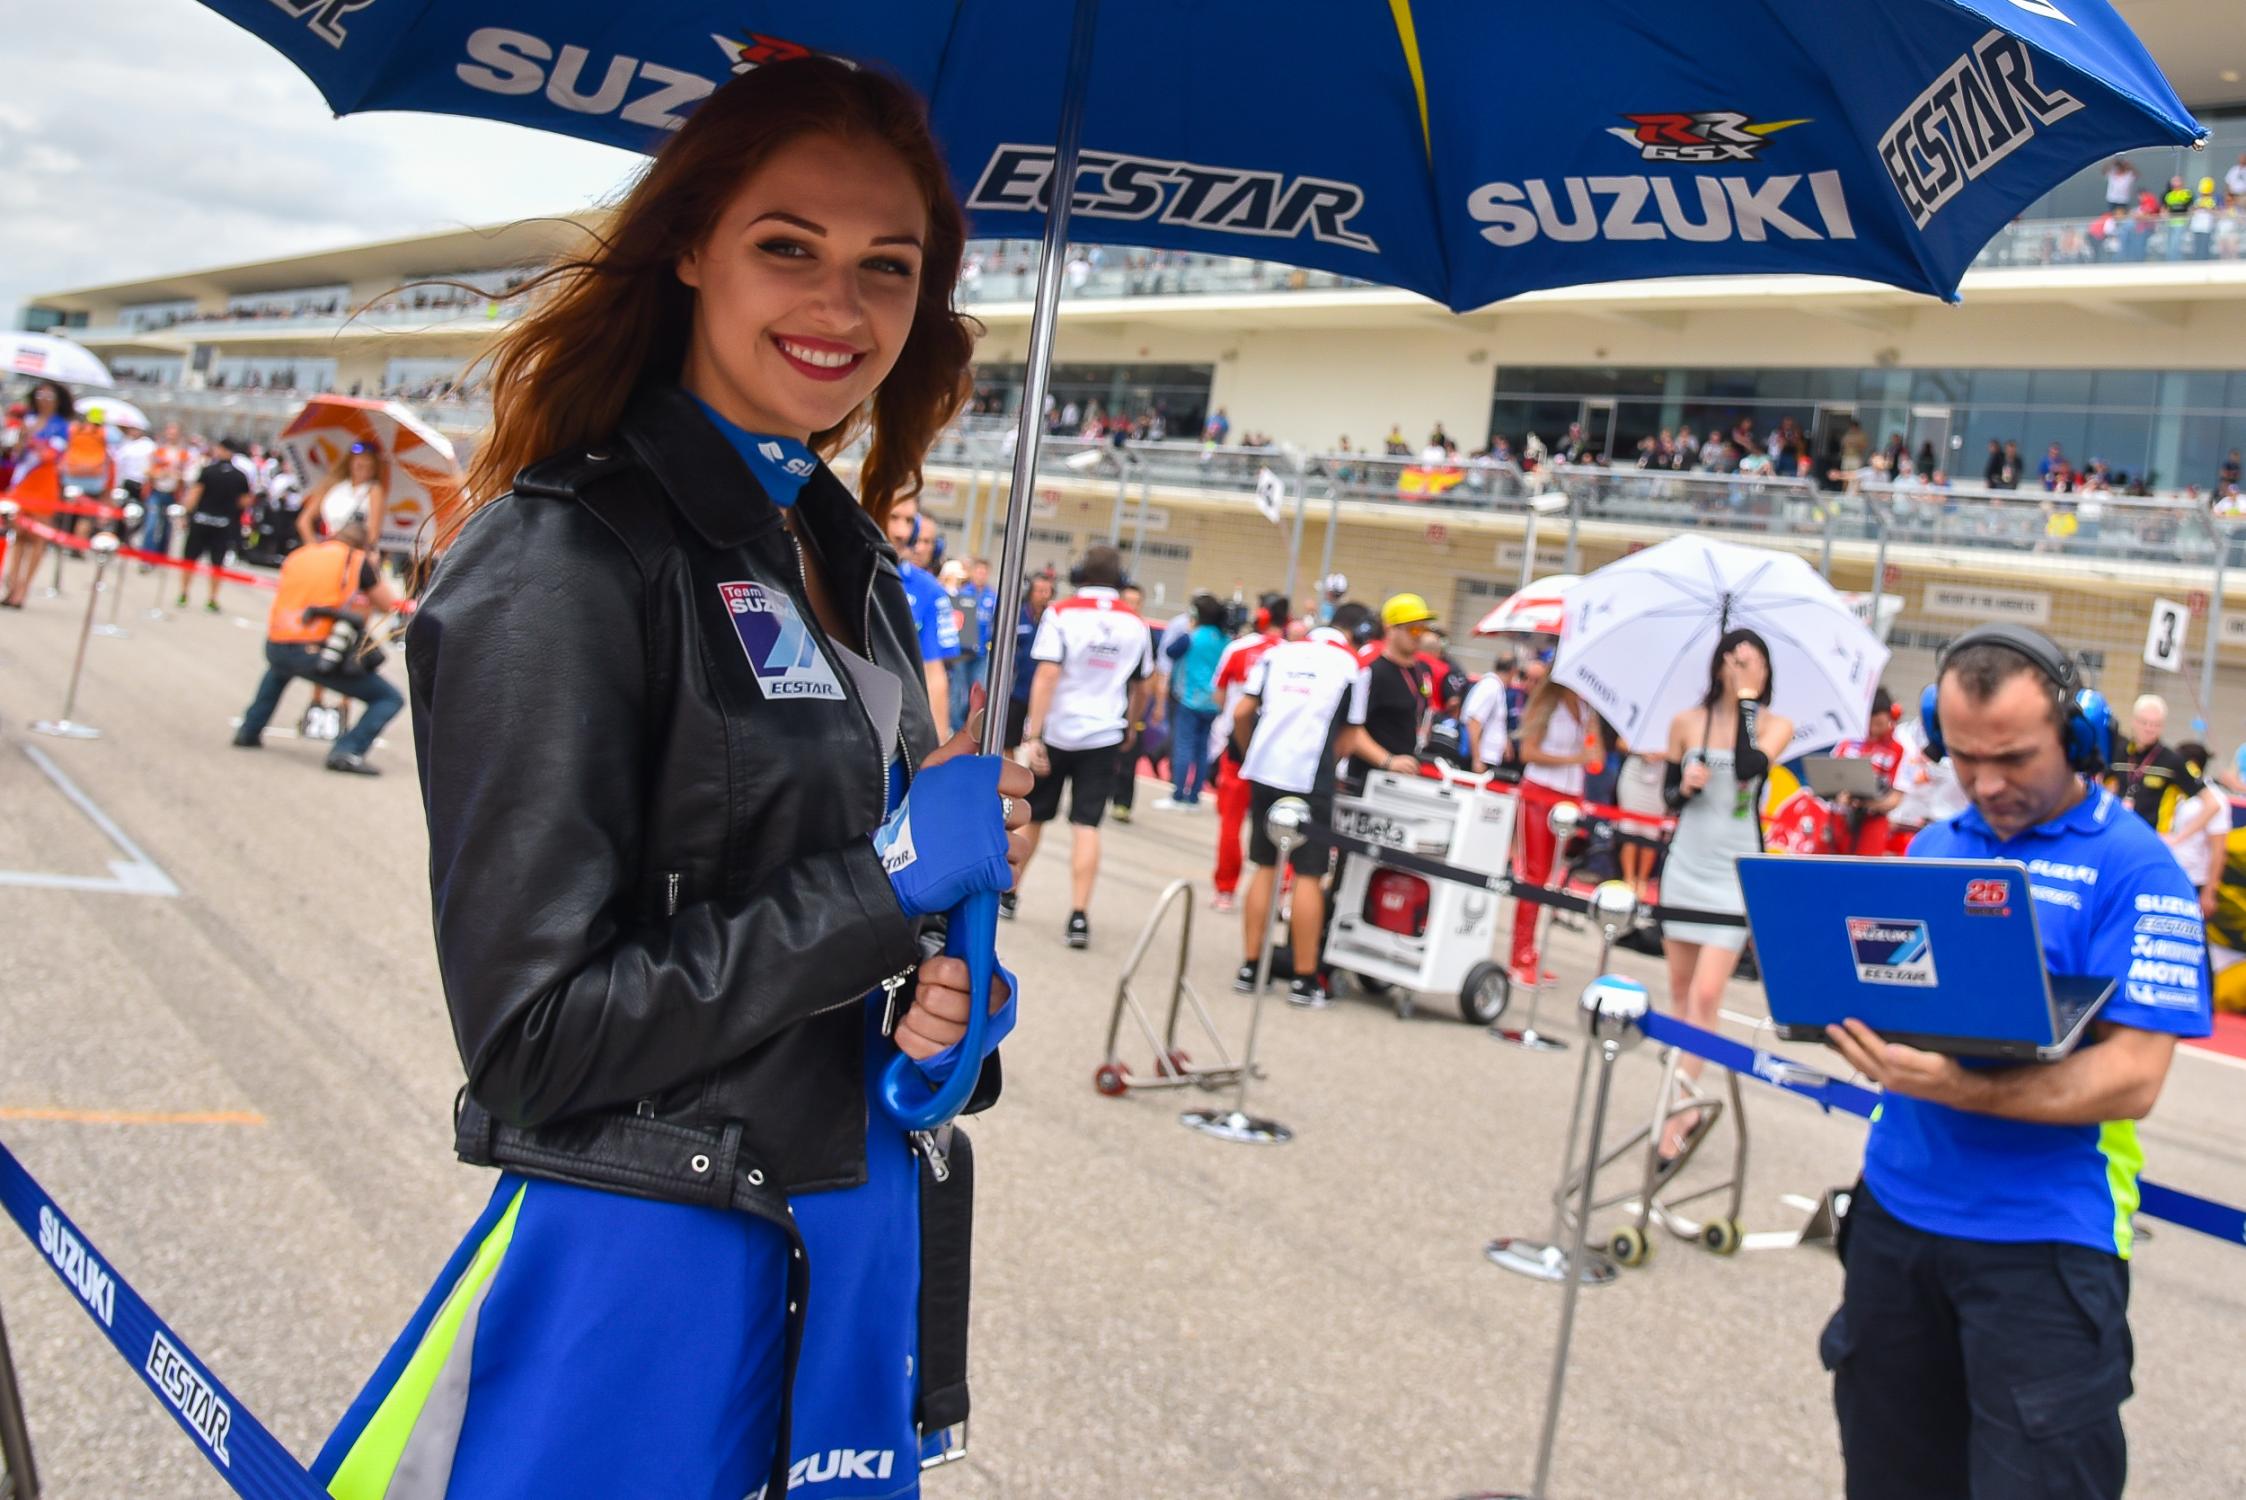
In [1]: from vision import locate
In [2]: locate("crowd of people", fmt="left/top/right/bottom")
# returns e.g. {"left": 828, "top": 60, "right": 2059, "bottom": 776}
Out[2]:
{"left": 1, "top": 380, "right": 408, "bottom": 769}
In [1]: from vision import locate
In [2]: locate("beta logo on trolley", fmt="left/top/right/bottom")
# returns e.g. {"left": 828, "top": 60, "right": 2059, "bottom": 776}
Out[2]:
{"left": 719, "top": 582, "right": 845, "bottom": 701}
{"left": 1847, "top": 916, "right": 1939, "bottom": 987}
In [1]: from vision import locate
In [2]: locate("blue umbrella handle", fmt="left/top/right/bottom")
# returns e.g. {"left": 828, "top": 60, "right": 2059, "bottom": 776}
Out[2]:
{"left": 876, "top": 888, "right": 998, "bottom": 1133}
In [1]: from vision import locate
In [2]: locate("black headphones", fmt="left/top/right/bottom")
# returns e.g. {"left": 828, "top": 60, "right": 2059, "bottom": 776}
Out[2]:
{"left": 1919, "top": 623, "right": 2113, "bottom": 774}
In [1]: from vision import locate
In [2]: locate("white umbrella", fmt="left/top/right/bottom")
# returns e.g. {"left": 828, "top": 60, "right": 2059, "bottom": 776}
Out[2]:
{"left": 76, "top": 395, "right": 150, "bottom": 431}
{"left": 0, "top": 332, "right": 113, "bottom": 389}
{"left": 1554, "top": 535, "right": 1888, "bottom": 758}
{"left": 1473, "top": 574, "right": 1578, "bottom": 637}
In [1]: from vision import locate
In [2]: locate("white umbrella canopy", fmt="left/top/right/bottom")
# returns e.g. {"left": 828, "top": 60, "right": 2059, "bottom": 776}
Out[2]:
{"left": 0, "top": 332, "right": 113, "bottom": 389}
{"left": 76, "top": 395, "right": 150, "bottom": 430}
{"left": 1554, "top": 535, "right": 1888, "bottom": 758}
{"left": 1473, "top": 574, "right": 1578, "bottom": 637}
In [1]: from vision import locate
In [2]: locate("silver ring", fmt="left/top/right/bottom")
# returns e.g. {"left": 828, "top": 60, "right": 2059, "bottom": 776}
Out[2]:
{"left": 1002, "top": 796, "right": 1016, "bottom": 822}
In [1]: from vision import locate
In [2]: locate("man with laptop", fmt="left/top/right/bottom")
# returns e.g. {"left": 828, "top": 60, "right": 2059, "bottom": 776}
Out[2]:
{"left": 1768, "top": 625, "right": 2209, "bottom": 1500}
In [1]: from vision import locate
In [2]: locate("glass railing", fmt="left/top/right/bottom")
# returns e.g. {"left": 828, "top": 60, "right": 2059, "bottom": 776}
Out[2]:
{"left": 113, "top": 384, "right": 2239, "bottom": 574}
{"left": 1968, "top": 210, "right": 2246, "bottom": 271}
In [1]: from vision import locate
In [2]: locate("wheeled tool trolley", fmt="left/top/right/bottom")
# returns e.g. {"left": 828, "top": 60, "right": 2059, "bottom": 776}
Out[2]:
{"left": 1323, "top": 767, "right": 1518, "bottom": 1023}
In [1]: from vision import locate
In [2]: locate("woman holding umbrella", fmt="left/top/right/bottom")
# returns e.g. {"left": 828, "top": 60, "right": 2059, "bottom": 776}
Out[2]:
{"left": 1655, "top": 630, "right": 1792, "bottom": 1162}
{"left": 313, "top": 59, "right": 1029, "bottom": 1500}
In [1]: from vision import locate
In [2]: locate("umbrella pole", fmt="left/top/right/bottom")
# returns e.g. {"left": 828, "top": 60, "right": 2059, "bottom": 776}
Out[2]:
{"left": 977, "top": 0, "right": 1103, "bottom": 757}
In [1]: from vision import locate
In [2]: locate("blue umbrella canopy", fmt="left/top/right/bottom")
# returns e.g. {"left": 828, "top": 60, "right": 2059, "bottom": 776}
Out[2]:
{"left": 205, "top": 0, "right": 2198, "bottom": 309}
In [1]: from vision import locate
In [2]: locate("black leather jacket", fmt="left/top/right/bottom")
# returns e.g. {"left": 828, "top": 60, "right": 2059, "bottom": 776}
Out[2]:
{"left": 406, "top": 388, "right": 996, "bottom": 1476}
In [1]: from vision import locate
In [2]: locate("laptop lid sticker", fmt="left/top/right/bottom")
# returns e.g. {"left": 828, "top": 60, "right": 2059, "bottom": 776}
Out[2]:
{"left": 1964, "top": 878, "right": 2013, "bottom": 916}
{"left": 1848, "top": 917, "right": 1939, "bottom": 987}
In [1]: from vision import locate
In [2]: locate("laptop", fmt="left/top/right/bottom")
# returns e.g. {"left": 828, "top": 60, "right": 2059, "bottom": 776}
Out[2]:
{"left": 1737, "top": 856, "right": 2115, "bottom": 1062}
{"left": 1801, "top": 754, "right": 1886, "bottom": 801}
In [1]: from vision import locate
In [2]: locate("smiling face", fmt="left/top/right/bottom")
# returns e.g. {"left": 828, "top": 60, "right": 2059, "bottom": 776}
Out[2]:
{"left": 349, "top": 450, "right": 377, "bottom": 484}
{"left": 676, "top": 132, "right": 928, "bottom": 441}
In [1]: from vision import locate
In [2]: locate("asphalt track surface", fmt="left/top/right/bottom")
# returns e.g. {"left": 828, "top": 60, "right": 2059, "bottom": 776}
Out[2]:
{"left": 0, "top": 563, "right": 2241, "bottom": 1499}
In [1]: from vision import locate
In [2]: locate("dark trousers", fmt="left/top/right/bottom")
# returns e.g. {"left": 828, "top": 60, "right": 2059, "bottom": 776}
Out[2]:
{"left": 240, "top": 642, "right": 403, "bottom": 757}
{"left": 1823, "top": 1189, "right": 2133, "bottom": 1500}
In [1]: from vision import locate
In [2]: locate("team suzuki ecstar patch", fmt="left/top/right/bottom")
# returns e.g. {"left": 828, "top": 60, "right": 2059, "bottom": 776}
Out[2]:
{"left": 1848, "top": 917, "right": 1938, "bottom": 987}
{"left": 718, "top": 581, "right": 845, "bottom": 700}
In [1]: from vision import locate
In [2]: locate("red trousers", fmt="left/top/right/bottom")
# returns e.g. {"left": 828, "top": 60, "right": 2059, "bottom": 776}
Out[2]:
{"left": 1213, "top": 757, "right": 1251, "bottom": 895}
{"left": 1510, "top": 781, "right": 1563, "bottom": 974}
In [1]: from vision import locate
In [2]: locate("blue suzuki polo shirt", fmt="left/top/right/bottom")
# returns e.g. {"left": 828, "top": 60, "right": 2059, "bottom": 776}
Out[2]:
{"left": 898, "top": 560, "right": 960, "bottom": 664}
{"left": 1863, "top": 785, "right": 2211, "bottom": 1259}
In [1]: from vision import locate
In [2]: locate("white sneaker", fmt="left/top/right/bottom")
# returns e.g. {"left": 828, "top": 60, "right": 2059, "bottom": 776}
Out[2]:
{"left": 1151, "top": 795, "right": 1185, "bottom": 810}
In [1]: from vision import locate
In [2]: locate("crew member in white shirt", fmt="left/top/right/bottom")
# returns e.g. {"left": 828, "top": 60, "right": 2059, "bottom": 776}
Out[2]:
{"left": 1017, "top": 545, "right": 1156, "bottom": 950}
{"left": 1230, "top": 602, "right": 1380, "bottom": 1008}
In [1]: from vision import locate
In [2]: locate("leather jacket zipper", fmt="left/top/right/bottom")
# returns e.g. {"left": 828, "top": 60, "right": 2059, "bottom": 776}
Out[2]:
{"left": 786, "top": 524, "right": 927, "bottom": 1096}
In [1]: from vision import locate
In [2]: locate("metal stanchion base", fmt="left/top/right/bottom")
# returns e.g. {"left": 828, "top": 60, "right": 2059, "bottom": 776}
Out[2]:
{"left": 1483, "top": 1236, "right": 1617, "bottom": 1286}
{"left": 28, "top": 720, "right": 99, "bottom": 741}
{"left": 1491, "top": 1024, "right": 1568, "bottom": 1053}
{"left": 91, "top": 624, "right": 129, "bottom": 639}
{"left": 1178, "top": 1108, "right": 1293, "bottom": 1145}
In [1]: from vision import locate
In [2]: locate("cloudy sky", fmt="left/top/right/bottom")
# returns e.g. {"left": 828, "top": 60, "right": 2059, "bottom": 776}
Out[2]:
{"left": 0, "top": 1, "right": 640, "bottom": 322}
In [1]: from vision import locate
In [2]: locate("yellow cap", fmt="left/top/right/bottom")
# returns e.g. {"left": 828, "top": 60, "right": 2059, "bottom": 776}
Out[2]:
{"left": 1381, "top": 592, "right": 1436, "bottom": 628}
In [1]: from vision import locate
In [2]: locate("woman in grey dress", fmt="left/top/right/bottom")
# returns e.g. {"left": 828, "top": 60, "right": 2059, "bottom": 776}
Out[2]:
{"left": 1656, "top": 629, "right": 1793, "bottom": 1160}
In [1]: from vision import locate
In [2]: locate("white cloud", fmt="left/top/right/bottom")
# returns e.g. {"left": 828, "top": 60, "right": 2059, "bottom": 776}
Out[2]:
{"left": 1, "top": 0, "right": 640, "bottom": 322}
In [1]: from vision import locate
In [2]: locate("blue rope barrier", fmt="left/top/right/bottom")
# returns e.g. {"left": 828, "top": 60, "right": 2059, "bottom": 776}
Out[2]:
{"left": 1636, "top": 1011, "right": 2246, "bottom": 1248}
{"left": 0, "top": 1141, "right": 324, "bottom": 1499}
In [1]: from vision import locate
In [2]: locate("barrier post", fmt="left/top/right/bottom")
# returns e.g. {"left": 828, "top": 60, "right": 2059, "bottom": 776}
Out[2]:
{"left": 1467, "top": 974, "right": 1649, "bottom": 1500}
{"left": 1180, "top": 796, "right": 1303, "bottom": 1144}
{"left": 31, "top": 533, "right": 120, "bottom": 741}
{"left": 94, "top": 505, "right": 141, "bottom": 640}
{"left": 0, "top": 1296, "right": 37, "bottom": 1500}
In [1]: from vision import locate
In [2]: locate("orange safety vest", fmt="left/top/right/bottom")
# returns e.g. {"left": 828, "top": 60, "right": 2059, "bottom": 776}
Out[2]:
{"left": 269, "top": 541, "right": 367, "bottom": 644}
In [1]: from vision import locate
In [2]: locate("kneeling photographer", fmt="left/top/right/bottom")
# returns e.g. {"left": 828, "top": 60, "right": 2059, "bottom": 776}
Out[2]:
{"left": 230, "top": 518, "right": 404, "bottom": 775}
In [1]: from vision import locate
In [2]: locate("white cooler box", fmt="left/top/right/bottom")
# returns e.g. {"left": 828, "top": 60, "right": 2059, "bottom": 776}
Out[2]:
{"left": 1323, "top": 769, "right": 1518, "bottom": 1022}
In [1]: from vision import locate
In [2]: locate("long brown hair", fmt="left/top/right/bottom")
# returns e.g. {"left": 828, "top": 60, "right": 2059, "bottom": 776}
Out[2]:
{"left": 453, "top": 59, "right": 976, "bottom": 542}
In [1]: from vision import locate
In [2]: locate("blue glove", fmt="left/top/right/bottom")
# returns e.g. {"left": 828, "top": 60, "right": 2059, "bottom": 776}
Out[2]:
{"left": 916, "top": 960, "right": 1019, "bottom": 1087}
{"left": 874, "top": 755, "right": 1013, "bottom": 918}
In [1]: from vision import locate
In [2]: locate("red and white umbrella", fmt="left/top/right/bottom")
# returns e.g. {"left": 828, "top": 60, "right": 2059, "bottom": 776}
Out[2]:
{"left": 1473, "top": 574, "right": 1579, "bottom": 637}
{"left": 278, "top": 395, "right": 464, "bottom": 556}
{"left": 1, "top": 332, "right": 113, "bottom": 389}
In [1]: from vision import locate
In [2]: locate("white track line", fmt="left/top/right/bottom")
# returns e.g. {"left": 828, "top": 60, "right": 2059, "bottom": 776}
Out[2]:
{"left": 0, "top": 743, "right": 179, "bottom": 896}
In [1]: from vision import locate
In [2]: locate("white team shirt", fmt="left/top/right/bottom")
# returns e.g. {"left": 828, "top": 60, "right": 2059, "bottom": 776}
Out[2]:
{"left": 1461, "top": 675, "right": 1511, "bottom": 762}
{"left": 114, "top": 435, "right": 155, "bottom": 487}
{"left": 1029, "top": 586, "right": 1155, "bottom": 750}
{"left": 1240, "top": 628, "right": 1367, "bottom": 794}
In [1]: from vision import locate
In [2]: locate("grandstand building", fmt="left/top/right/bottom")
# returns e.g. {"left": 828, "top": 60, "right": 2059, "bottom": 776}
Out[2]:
{"left": 21, "top": 3, "right": 2246, "bottom": 717}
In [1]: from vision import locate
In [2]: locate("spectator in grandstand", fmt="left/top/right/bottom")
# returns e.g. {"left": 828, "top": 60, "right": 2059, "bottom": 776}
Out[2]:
{"left": 1507, "top": 674, "right": 1599, "bottom": 989}
{"left": 1657, "top": 630, "right": 1791, "bottom": 1163}
{"left": 1820, "top": 631, "right": 2208, "bottom": 1500}
{"left": 2227, "top": 151, "right": 2246, "bottom": 206}
{"left": 230, "top": 518, "right": 404, "bottom": 774}
{"left": 1383, "top": 423, "right": 1409, "bottom": 456}
{"left": 2105, "top": 695, "right": 2210, "bottom": 856}
{"left": 1203, "top": 407, "right": 1230, "bottom": 445}
{"left": 1231, "top": 601, "right": 1378, "bottom": 1007}
{"left": 2104, "top": 157, "right": 2138, "bottom": 211}
{"left": 178, "top": 436, "right": 255, "bottom": 613}
{"left": 0, "top": 380, "right": 74, "bottom": 608}
{"left": 1017, "top": 545, "right": 1156, "bottom": 949}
